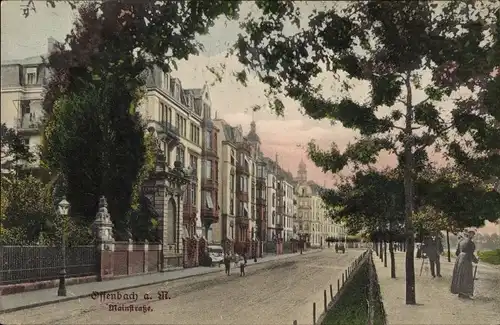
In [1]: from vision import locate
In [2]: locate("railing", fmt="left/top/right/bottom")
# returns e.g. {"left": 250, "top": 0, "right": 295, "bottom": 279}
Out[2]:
{"left": 164, "top": 121, "right": 179, "bottom": 135}
{"left": 292, "top": 250, "right": 370, "bottom": 325}
{"left": 16, "top": 113, "right": 43, "bottom": 131}
{"left": 0, "top": 245, "right": 98, "bottom": 285}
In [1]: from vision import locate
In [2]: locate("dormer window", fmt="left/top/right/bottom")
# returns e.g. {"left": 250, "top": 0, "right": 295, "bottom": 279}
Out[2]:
{"left": 25, "top": 67, "right": 37, "bottom": 85}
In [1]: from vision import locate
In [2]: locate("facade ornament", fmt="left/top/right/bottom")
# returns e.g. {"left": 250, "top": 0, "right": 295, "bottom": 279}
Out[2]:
{"left": 92, "top": 196, "right": 114, "bottom": 243}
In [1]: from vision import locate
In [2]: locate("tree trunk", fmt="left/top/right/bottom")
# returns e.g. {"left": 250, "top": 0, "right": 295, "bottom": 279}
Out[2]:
{"left": 384, "top": 239, "right": 388, "bottom": 267}
{"left": 446, "top": 230, "right": 451, "bottom": 262}
{"left": 389, "top": 239, "right": 396, "bottom": 278}
{"left": 380, "top": 241, "right": 384, "bottom": 262}
{"left": 403, "top": 72, "right": 416, "bottom": 305}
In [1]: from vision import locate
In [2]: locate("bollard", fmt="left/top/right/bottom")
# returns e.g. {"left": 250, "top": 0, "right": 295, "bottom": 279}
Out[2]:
{"left": 342, "top": 273, "right": 345, "bottom": 285}
{"left": 330, "top": 284, "right": 333, "bottom": 300}
{"left": 293, "top": 320, "right": 298, "bottom": 325}
{"left": 324, "top": 289, "right": 327, "bottom": 312}
{"left": 313, "top": 302, "right": 316, "bottom": 325}
{"left": 337, "top": 278, "right": 340, "bottom": 292}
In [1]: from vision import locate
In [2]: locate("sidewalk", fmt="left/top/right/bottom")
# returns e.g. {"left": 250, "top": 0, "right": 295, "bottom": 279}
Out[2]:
{"left": 0, "top": 250, "right": 319, "bottom": 314}
{"left": 375, "top": 251, "right": 500, "bottom": 325}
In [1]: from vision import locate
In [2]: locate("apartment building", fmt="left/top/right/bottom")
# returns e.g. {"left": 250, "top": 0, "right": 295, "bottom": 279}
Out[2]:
{"left": 283, "top": 180, "right": 295, "bottom": 241}
{"left": 0, "top": 39, "right": 57, "bottom": 170}
{"left": 213, "top": 119, "right": 257, "bottom": 251}
{"left": 140, "top": 67, "right": 219, "bottom": 241}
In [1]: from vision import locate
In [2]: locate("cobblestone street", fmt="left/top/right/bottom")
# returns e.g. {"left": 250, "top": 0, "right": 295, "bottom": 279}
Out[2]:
{"left": 1, "top": 249, "right": 362, "bottom": 325}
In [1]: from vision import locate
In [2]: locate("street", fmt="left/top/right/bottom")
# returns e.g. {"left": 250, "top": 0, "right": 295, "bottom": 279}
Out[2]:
{"left": 1, "top": 249, "right": 362, "bottom": 325}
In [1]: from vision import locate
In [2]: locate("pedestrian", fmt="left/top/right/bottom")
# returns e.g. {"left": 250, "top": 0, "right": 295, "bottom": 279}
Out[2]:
{"left": 239, "top": 253, "right": 247, "bottom": 276}
{"left": 223, "top": 252, "right": 231, "bottom": 276}
{"left": 450, "top": 229, "right": 479, "bottom": 299}
{"left": 423, "top": 232, "right": 444, "bottom": 278}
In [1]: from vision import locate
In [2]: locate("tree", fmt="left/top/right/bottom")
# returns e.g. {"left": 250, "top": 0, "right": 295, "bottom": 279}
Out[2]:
{"left": 0, "top": 175, "right": 55, "bottom": 244}
{"left": 17, "top": 0, "right": 76, "bottom": 18}
{"left": 43, "top": 81, "right": 146, "bottom": 239}
{"left": 41, "top": 1, "right": 242, "bottom": 239}
{"left": 231, "top": 1, "right": 498, "bottom": 304}
{"left": 1, "top": 123, "right": 34, "bottom": 171}
{"left": 323, "top": 168, "right": 405, "bottom": 278}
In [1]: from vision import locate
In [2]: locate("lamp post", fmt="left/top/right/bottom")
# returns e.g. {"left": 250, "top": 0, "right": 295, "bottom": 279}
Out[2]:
{"left": 57, "top": 197, "right": 70, "bottom": 297}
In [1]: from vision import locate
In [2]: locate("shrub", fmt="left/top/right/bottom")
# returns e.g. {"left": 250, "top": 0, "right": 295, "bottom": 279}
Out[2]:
{"left": 478, "top": 249, "right": 500, "bottom": 265}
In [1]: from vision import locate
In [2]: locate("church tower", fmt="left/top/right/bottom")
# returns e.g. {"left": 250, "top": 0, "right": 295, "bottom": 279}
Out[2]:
{"left": 297, "top": 159, "right": 307, "bottom": 183}
{"left": 247, "top": 120, "right": 261, "bottom": 154}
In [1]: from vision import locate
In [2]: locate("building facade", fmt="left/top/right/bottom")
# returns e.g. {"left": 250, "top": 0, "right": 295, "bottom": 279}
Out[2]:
{"left": 0, "top": 42, "right": 54, "bottom": 170}
{"left": 213, "top": 119, "right": 257, "bottom": 253}
{"left": 139, "top": 67, "right": 220, "bottom": 265}
{"left": 295, "top": 159, "right": 344, "bottom": 247}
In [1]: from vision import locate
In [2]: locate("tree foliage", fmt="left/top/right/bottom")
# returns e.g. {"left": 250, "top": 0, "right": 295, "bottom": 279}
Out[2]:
{"left": 43, "top": 0, "right": 241, "bottom": 115}
{"left": 42, "top": 81, "right": 146, "bottom": 239}
{"left": 1, "top": 123, "right": 34, "bottom": 171}
{"left": 231, "top": 1, "right": 499, "bottom": 304}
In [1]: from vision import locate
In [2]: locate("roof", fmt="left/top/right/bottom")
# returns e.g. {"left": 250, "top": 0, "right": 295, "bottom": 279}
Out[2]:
{"left": 247, "top": 121, "right": 260, "bottom": 143}
{"left": 1, "top": 55, "right": 46, "bottom": 66}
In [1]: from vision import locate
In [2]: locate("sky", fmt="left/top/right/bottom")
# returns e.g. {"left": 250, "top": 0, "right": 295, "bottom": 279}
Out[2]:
{"left": 1, "top": 1, "right": 498, "bottom": 234}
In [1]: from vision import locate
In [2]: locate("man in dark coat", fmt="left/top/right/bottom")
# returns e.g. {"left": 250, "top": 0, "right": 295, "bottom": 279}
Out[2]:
{"left": 423, "top": 232, "right": 444, "bottom": 277}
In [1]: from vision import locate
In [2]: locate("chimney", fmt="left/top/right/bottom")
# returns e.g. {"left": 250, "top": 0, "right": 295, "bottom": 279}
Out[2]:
{"left": 47, "top": 37, "right": 57, "bottom": 53}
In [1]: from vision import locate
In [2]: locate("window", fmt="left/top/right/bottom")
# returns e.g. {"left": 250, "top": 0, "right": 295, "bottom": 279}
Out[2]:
{"left": 243, "top": 203, "right": 248, "bottom": 217}
{"left": 191, "top": 184, "right": 196, "bottom": 204}
{"left": 176, "top": 147, "right": 185, "bottom": 166}
{"left": 205, "top": 130, "right": 212, "bottom": 149}
{"left": 176, "top": 114, "right": 187, "bottom": 137}
{"left": 230, "top": 150, "right": 235, "bottom": 165}
{"left": 190, "top": 154, "right": 198, "bottom": 171}
{"left": 205, "top": 192, "right": 214, "bottom": 209}
{"left": 190, "top": 124, "right": 200, "bottom": 145}
{"left": 230, "top": 173, "right": 235, "bottom": 191}
{"left": 167, "top": 106, "right": 173, "bottom": 124}
{"left": 230, "top": 198, "right": 234, "bottom": 215}
{"left": 214, "top": 161, "right": 219, "bottom": 181}
{"left": 161, "top": 103, "right": 166, "bottom": 122}
{"left": 20, "top": 100, "right": 31, "bottom": 115}
{"left": 206, "top": 160, "right": 212, "bottom": 179}
{"left": 25, "top": 67, "right": 37, "bottom": 85}
{"left": 239, "top": 202, "right": 244, "bottom": 216}
{"left": 272, "top": 211, "right": 275, "bottom": 224}
{"left": 272, "top": 193, "right": 276, "bottom": 207}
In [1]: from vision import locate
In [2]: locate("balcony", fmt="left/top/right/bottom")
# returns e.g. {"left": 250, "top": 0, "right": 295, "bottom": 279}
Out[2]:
{"left": 256, "top": 197, "right": 266, "bottom": 206}
{"left": 201, "top": 207, "right": 219, "bottom": 224}
{"left": 17, "top": 114, "right": 42, "bottom": 134}
{"left": 235, "top": 215, "right": 249, "bottom": 227}
{"left": 148, "top": 120, "right": 180, "bottom": 145}
{"left": 276, "top": 189, "right": 285, "bottom": 197}
{"left": 236, "top": 164, "right": 250, "bottom": 176}
{"left": 201, "top": 177, "right": 217, "bottom": 190}
{"left": 236, "top": 191, "right": 248, "bottom": 203}
{"left": 275, "top": 223, "right": 284, "bottom": 230}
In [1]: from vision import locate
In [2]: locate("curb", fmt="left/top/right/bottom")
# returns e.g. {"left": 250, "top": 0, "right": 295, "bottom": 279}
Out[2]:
{"left": 0, "top": 250, "right": 321, "bottom": 314}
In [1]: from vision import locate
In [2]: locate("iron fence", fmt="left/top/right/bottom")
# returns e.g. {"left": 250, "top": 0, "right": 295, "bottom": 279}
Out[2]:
{"left": 0, "top": 245, "right": 98, "bottom": 285}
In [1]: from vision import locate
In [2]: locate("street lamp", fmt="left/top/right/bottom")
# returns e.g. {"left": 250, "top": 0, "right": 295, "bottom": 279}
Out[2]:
{"left": 57, "top": 197, "right": 70, "bottom": 297}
